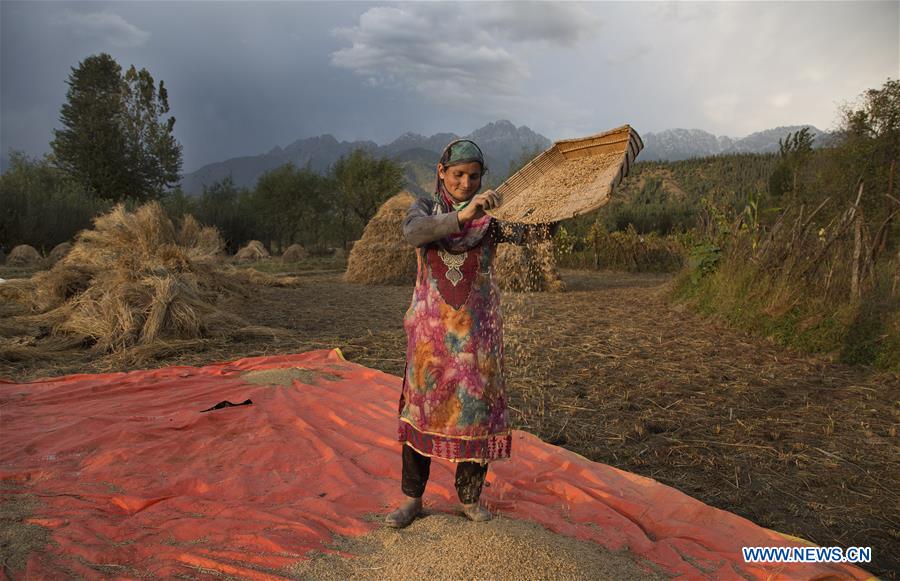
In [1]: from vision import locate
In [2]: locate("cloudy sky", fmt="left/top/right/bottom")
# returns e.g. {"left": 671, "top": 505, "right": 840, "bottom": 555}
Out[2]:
{"left": 1, "top": 1, "right": 897, "bottom": 173}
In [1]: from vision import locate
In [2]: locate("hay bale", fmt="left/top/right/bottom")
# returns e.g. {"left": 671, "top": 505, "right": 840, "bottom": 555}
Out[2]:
{"left": 47, "top": 242, "right": 72, "bottom": 265}
{"left": 7, "top": 245, "right": 42, "bottom": 266}
{"left": 0, "top": 203, "right": 270, "bottom": 357}
{"left": 344, "top": 191, "right": 417, "bottom": 285}
{"left": 282, "top": 244, "right": 308, "bottom": 263}
{"left": 235, "top": 240, "right": 270, "bottom": 262}
{"left": 177, "top": 215, "right": 225, "bottom": 261}
{"left": 494, "top": 239, "right": 565, "bottom": 293}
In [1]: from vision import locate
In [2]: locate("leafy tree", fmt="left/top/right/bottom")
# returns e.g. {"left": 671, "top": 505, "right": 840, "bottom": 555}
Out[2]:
{"left": 769, "top": 127, "right": 814, "bottom": 198}
{"left": 121, "top": 65, "right": 183, "bottom": 198}
{"left": 50, "top": 53, "right": 182, "bottom": 202}
{"left": 0, "top": 151, "right": 110, "bottom": 251}
{"left": 254, "top": 164, "right": 332, "bottom": 251}
{"left": 331, "top": 149, "right": 404, "bottom": 228}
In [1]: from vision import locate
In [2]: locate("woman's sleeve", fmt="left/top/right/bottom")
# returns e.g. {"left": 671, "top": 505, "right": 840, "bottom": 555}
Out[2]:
{"left": 403, "top": 196, "right": 462, "bottom": 247}
{"left": 492, "top": 220, "right": 559, "bottom": 245}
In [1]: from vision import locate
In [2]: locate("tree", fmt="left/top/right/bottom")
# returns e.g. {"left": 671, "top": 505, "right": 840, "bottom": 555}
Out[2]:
{"left": 0, "top": 151, "right": 110, "bottom": 250}
{"left": 51, "top": 53, "right": 182, "bottom": 202}
{"left": 121, "top": 65, "right": 183, "bottom": 198}
{"left": 254, "top": 164, "right": 332, "bottom": 251}
{"left": 331, "top": 149, "right": 404, "bottom": 225}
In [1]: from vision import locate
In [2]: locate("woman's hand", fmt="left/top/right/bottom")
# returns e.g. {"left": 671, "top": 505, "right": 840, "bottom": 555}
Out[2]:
{"left": 458, "top": 190, "right": 502, "bottom": 225}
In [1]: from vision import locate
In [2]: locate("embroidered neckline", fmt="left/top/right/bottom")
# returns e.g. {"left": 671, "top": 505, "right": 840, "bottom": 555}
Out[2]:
{"left": 438, "top": 249, "right": 467, "bottom": 287}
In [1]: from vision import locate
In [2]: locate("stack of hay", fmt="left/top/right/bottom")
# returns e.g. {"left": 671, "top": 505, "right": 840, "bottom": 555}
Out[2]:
{"left": 282, "top": 244, "right": 308, "bottom": 263}
{"left": 344, "top": 191, "right": 417, "bottom": 285}
{"left": 48, "top": 242, "right": 72, "bottom": 265}
{"left": 0, "top": 203, "right": 278, "bottom": 357}
{"left": 7, "top": 245, "right": 42, "bottom": 266}
{"left": 235, "top": 240, "right": 270, "bottom": 262}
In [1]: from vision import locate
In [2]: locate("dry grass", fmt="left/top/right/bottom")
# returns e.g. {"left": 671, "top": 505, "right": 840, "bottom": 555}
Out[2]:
{"left": 47, "top": 242, "right": 71, "bottom": 265}
{"left": 234, "top": 240, "right": 270, "bottom": 262}
{"left": 0, "top": 203, "right": 287, "bottom": 363}
{"left": 7, "top": 245, "right": 41, "bottom": 266}
{"left": 282, "top": 244, "right": 309, "bottom": 263}
{"left": 344, "top": 191, "right": 418, "bottom": 285}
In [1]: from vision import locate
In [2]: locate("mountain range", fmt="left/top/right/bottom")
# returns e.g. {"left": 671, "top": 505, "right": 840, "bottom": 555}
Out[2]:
{"left": 179, "top": 121, "right": 827, "bottom": 196}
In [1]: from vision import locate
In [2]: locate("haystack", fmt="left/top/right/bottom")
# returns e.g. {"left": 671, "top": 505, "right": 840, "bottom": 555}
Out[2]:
{"left": 494, "top": 239, "right": 564, "bottom": 292}
{"left": 235, "top": 240, "right": 270, "bottom": 262}
{"left": 282, "top": 244, "right": 308, "bottom": 263}
{"left": 48, "top": 242, "right": 72, "bottom": 265}
{"left": 7, "top": 245, "right": 42, "bottom": 266}
{"left": 344, "top": 191, "right": 417, "bottom": 285}
{"left": 0, "top": 203, "right": 278, "bottom": 358}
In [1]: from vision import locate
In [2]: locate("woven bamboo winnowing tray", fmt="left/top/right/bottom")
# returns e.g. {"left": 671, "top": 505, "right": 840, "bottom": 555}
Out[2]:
{"left": 488, "top": 125, "right": 643, "bottom": 224}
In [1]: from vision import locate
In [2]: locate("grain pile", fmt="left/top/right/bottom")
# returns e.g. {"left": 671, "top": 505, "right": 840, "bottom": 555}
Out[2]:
{"left": 7, "top": 245, "right": 41, "bottom": 266}
{"left": 235, "top": 240, "right": 270, "bottom": 262}
{"left": 286, "top": 513, "right": 664, "bottom": 580}
{"left": 0, "top": 203, "right": 281, "bottom": 362}
{"left": 344, "top": 191, "right": 417, "bottom": 285}
{"left": 494, "top": 151, "right": 623, "bottom": 224}
{"left": 47, "top": 242, "right": 72, "bottom": 265}
{"left": 282, "top": 244, "right": 309, "bottom": 263}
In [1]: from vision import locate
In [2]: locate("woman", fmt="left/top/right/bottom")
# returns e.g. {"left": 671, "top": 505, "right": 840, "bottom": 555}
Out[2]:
{"left": 385, "top": 139, "right": 553, "bottom": 528}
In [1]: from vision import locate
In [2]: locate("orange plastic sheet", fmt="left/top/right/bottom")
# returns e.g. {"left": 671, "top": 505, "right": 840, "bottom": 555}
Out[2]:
{"left": 0, "top": 349, "right": 875, "bottom": 580}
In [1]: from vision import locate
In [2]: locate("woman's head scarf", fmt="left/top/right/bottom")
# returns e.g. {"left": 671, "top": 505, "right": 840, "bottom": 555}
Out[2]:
{"left": 432, "top": 139, "right": 493, "bottom": 252}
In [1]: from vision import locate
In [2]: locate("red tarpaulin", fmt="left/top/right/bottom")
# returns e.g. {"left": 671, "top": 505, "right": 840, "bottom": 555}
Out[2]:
{"left": 0, "top": 349, "right": 875, "bottom": 580}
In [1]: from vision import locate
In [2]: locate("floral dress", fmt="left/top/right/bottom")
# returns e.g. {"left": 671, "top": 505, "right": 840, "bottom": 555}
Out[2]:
{"left": 398, "top": 194, "right": 531, "bottom": 463}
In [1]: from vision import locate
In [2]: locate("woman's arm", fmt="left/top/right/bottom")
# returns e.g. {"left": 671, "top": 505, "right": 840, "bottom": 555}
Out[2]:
{"left": 403, "top": 196, "right": 462, "bottom": 247}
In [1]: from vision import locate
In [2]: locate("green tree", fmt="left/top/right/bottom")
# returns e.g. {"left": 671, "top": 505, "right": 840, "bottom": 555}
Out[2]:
{"left": 121, "top": 65, "right": 183, "bottom": 198}
{"left": 0, "top": 151, "right": 110, "bottom": 251}
{"left": 50, "top": 53, "right": 182, "bottom": 202}
{"left": 254, "top": 164, "right": 332, "bottom": 251}
{"left": 769, "top": 127, "right": 814, "bottom": 198}
{"left": 332, "top": 149, "right": 404, "bottom": 224}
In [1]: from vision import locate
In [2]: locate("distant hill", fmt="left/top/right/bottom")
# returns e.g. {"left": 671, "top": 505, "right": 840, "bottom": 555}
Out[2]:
{"left": 178, "top": 122, "right": 831, "bottom": 195}
{"left": 179, "top": 120, "right": 552, "bottom": 196}
{"left": 640, "top": 125, "right": 828, "bottom": 161}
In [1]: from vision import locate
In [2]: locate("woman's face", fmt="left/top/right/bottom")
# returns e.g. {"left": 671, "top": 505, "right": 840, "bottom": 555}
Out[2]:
{"left": 438, "top": 161, "right": 483, "bottom": 203}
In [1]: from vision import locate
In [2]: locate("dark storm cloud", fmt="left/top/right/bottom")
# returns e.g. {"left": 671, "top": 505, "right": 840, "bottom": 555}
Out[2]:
{"left": 330, "top": 3, "right": 599, "bottom": 103}
{"left": 2, "top": 1, "right": 898, "bottom": 176}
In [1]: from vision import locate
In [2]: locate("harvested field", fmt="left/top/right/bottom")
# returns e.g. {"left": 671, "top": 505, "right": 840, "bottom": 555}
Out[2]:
{"left": 1, "top": 265, "right": 897, "bottom": 578}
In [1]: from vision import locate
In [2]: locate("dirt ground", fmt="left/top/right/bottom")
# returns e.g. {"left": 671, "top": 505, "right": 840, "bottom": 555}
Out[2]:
{"left": 1, "top": 266, "right": 897, "bottom": 578}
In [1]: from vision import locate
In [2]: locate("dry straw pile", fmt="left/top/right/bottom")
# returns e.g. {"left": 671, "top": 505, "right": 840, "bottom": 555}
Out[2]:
{"left": 344, "top": 190, "right": 417, "bottom": 285}
{"left": 235, "top": 240, "right": 270, "bottom": 262}
{"left": 282, "top": 244, "right": 308, "bottom": 263}
{"left": 7, "top": 245, "right": 42, "bottom": 266}
{"left": 0, "top": 203, "right": 285, "bottom": 362}
{"left": 47, "top": 242, "right": 72, "bottom": 265}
